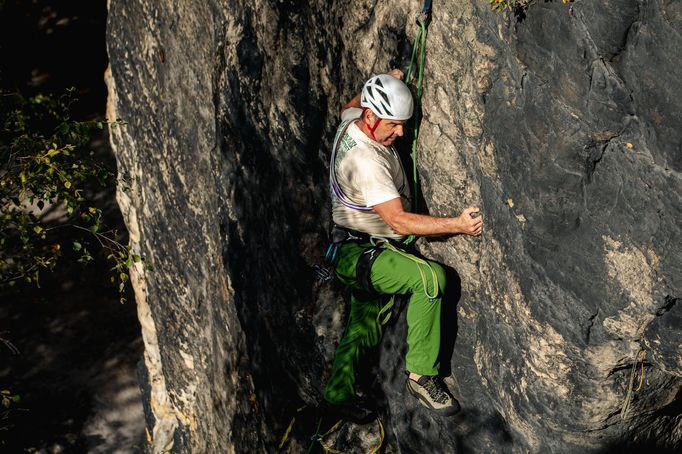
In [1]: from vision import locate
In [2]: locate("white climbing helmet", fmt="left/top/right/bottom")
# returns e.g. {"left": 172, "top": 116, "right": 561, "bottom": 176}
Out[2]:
{"left": 360, "top": 74, "right": 413, "bottom": 121}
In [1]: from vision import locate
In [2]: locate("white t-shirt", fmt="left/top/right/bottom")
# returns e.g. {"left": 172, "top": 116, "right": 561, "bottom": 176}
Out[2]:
{"left": 331, "top": 107, "right": 411, "bottom": 240}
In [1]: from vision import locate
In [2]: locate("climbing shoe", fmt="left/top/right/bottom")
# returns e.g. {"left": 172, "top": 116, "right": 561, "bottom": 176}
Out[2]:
{"left": 406, "top": 376, "right": 461, "bottom": 416}
{"left": 322, "top": 398, "right": 376, "bottom": 425}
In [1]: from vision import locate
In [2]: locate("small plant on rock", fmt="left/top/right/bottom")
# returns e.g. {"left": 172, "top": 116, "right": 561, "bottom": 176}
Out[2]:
{"left": 489, "top": 0, "right": 572, "bottom": 12}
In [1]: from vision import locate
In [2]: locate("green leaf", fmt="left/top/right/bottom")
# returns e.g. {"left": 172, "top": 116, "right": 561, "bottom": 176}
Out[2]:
{"left": 132, "top": 254, "right": 142, "bottom": 263}
{"left": 64, "top": 180, "right": 71, "bottom": 189}
{"left": 72, "top": 241, "right": 82, "bottom": 251}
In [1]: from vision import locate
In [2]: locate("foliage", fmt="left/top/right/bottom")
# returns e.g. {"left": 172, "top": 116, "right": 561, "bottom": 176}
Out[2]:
{"left": 489, "top": 0, "right": 572, "bottom": 12}
{"left": 0, "top": 389, "right": 20, "bottom": 409}
{"left": 0, "top": 388, "right": 21, "bottom": 442}
{"left": 0, "top": 333, "right": 20, "bottom": 442}
{"left": 0, "top": 89, "right": 138, "bottom": 303}
{"left": 489, "top": 0, "right": 517, "bottom": 12}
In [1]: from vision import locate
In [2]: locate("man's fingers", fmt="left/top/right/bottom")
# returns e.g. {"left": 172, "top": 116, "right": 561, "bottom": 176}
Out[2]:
{"left": 465, "top": 207, "right": 481, "bottom": 219}
{"left": 388, "top": 68, "right": 405, "bottom": 80}
{"left": 467, "top": 218, "right": 482, "bottom": 229}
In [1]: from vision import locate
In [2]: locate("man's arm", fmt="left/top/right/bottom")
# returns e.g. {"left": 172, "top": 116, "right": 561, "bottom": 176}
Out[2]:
{"left": 373, "top": 197, "right": 483, "bottom": 237}
{"left": 340, "top": 93, "right": 362, "bottom": 115}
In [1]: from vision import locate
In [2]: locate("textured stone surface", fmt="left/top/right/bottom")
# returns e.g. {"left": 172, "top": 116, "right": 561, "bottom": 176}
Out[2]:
{"left": 106, "top": 0, "right": 681, "bottom": 452}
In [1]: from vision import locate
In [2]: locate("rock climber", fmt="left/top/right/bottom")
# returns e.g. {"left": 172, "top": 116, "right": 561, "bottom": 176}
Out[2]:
{"left": 323, "top": 69, "right": 483, "bottom": 420}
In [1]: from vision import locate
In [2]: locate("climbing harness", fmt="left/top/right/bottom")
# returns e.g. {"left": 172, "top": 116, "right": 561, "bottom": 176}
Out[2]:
{"left": 356, "top": 246, "right": 384, "bottom": 294}
{"left": 326, "top": 226, "right": 439, "bottom": 296}
{"left": 315, "top": 225, "right": 381, "bottom": 284}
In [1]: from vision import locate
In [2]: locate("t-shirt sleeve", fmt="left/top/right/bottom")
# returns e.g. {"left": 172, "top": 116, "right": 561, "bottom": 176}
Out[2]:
{"left": 341, "top": 107, "right": 363, "bottom": 122}
{"left": 356, "top": 157, "right": 401, "bottom": 207}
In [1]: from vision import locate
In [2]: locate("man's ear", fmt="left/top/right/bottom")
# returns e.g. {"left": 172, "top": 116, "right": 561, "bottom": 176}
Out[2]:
{"left": 363, "top": 109, "right": 375, "bottom": 125}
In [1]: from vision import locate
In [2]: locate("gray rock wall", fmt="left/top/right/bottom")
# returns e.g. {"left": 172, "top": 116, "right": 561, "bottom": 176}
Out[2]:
{"left": 106, "top": 0, "right": 681, "bottom": 452}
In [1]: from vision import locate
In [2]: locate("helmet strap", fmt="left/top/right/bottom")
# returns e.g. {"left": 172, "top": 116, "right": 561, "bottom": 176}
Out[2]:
{"left": 362, "top": 107, "right": 382, "bottom": 141}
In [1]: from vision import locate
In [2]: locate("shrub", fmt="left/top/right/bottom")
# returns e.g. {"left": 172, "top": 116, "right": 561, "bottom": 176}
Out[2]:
{"left": 0, "top": 89, "right": 137, "bottom": 302}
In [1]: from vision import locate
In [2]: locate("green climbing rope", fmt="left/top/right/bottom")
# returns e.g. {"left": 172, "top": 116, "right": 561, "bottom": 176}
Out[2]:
{"left": 403, "top": 2, "right": 431, "bottom": 246}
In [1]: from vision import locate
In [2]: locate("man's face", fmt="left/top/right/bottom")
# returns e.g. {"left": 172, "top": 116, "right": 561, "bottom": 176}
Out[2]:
{"left": 364, "top": 110, "right": 406, "bottom": 146}
{"left": 374, "top": 119, "right": 406, "bottom": 146}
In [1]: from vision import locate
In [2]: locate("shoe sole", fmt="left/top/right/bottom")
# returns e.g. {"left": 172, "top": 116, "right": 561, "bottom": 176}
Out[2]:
{"left": 406, "top": 382, "right": 461, "bottom": 416}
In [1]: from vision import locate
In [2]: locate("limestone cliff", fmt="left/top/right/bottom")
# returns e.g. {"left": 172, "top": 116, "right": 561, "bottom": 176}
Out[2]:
{"left": 106, "top": 0, "right": 681, "bottom": 452}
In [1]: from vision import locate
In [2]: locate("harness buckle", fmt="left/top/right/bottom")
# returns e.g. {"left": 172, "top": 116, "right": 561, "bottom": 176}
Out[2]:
{"left": 369, "top": 236, "right": 385, "bottom": 247}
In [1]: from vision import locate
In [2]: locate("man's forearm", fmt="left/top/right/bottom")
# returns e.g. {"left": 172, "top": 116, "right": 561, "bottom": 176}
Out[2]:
{"left": 373, "top": 198, "right": 482, "bottom": 237}
{"left": 389, "top": 211, "right": 462, "bottom": 236}
{"left": 341, "top": 93, "right": 362, "bottom": 113}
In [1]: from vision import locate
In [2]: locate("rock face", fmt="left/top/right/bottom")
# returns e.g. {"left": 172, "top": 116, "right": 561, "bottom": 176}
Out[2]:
{"left": 106, "top": 0, "right": 681, "bottom": 452}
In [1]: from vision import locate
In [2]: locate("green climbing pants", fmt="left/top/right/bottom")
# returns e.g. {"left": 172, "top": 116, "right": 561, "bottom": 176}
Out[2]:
{"left": 324, "top": 241, "right": 447, "bottom": 405}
